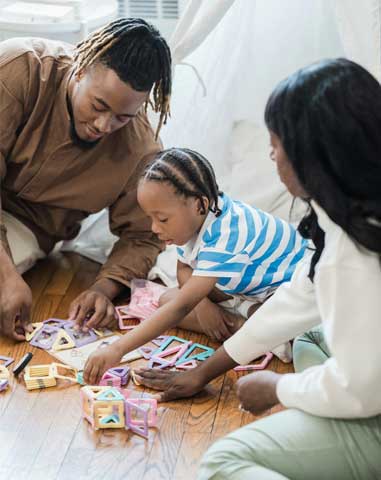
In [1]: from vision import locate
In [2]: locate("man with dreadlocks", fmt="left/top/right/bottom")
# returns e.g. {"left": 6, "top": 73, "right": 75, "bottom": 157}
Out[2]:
{"left": 0, "top": 18, "right": 171, "bottom": 341}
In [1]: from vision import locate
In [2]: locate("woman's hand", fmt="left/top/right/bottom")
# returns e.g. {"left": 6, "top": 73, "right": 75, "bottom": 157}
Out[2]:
{"left": 134, "top": 368, "right": 205, "bottom": 401}
{"left": 236, "top": 371, "right": 281, "bottom": 414}
{"left": 83, "top": 345, "right": 123, "bottom": 385}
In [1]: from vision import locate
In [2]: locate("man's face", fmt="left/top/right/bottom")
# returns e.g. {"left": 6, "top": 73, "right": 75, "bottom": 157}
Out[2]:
{"left": 69, "top": 63, "right": 149, "bottom": 144}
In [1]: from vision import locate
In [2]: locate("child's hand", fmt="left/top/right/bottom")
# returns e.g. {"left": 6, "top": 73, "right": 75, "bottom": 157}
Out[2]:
{"left": 83, "top": 346, "right": 123, "bottom": 385}
{"left": 134, "top": 368, "right": 205, "bottom": 402}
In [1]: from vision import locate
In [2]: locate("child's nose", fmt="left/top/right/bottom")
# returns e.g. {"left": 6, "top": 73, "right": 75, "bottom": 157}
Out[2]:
{"left": 151, "top": 221, "right": 162, "bottom": 235}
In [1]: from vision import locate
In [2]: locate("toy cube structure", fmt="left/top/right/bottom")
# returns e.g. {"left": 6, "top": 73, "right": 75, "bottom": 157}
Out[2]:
{"left": 80, "top": 386, "right": 125, "bottom": 430}
{"left": 80, "top": 386, "right": 157, "bottom": 438}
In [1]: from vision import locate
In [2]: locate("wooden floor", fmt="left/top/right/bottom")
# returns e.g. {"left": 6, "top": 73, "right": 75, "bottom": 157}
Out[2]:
{"left": 0, "top": 252, "right": 293, "bottom": 480}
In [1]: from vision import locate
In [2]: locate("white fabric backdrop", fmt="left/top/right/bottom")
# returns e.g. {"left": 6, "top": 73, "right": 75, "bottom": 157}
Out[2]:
{"left": 61, "top": 0, "right": 381, "bottom": 286}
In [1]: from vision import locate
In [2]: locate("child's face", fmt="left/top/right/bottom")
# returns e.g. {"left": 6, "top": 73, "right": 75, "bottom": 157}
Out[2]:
{"left": 269, "top": 131, "right": 307, "bottom": 198}
{"left": 137, "top": 180, "right": 207, "bottom": 246}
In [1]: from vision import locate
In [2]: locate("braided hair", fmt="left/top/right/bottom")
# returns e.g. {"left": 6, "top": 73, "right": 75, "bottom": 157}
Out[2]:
{"left": 142, "top": 148, "right": 223, "bottom": 217}
{"left": 73, "top": 17, "right": 171, "bottom": 138}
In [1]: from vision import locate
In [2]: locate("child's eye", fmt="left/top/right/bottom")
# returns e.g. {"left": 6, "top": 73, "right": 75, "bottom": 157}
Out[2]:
{"left": 92, "top": 104, "right": 104, "bottom": 112}
{"left": 159, "top": 218, "right": 168, "bottom": 223}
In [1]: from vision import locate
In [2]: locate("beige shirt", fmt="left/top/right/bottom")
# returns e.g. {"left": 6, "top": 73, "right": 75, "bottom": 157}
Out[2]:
{"left": 0, "top": 37, "right": 163, "bottom": 287}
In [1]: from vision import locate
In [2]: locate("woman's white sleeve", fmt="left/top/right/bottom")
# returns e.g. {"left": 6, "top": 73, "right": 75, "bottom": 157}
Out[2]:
{"left": 277, "top": 264, "right": 381, "bottom": 418}
{"left": 224, "top": 258, "right": 321, "bottom": 365}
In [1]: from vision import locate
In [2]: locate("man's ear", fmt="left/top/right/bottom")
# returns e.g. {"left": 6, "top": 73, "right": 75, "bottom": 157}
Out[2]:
{"left": 197, "top": 196, "right": 210, "bottom": 215}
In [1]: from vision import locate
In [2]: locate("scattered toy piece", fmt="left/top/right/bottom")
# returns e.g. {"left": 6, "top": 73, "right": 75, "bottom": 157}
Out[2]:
{"left": 130, "top": 370, "right": 141, "bottom": 386}
{"left": 25, "top": 323, "right": 43, "bottom": 341}
{"left": 13, "top": 352, "right": 33, "bottom": 376}
{"left": 233, "top": 352, "right": 274, "bottom": 372}
{"left": 0, "top": 355, "right": 14, "bottom": 368}
{"left": 0, "top": 379, "right": 9, "bottom": 392}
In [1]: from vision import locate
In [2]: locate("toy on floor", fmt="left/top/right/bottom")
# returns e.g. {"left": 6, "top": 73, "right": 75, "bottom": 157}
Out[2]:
{"left": 138, "top": 335, "right": 215, "bottom": 370}
{"left": 233, "top": 352, "right": 274, "bottom": 371}
{"left": 116, "top": 279, "right": 167, "bottom": 330}
{"left": 80, "top": 385, "right": 157, "bottom": 438}
{"left": 0, "top": 355, "right": 14, "bottom": 368}
{"left": 13, "top": 352, "right": 33, "bottom": 376}
{"left": 28, "top": 318, "right": 112, "bottom": 352}
{"left": 24, "top": 363, "right": 78, "bottom": 390}
{"left": 0, "top": 365, "right": 10, "bottom": 391}
{"left": 76, "top": 367, "right": 130, "bottom": 388}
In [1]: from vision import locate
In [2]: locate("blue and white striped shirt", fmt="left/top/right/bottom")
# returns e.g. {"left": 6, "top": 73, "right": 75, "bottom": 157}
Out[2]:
{"left": 177, "top": 193, "right": 308, "bottom": 298}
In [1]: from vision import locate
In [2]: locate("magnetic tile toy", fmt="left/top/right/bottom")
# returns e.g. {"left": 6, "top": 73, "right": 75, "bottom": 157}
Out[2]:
{"left": 233, "top": 352, "right": 274, "bottom": 371}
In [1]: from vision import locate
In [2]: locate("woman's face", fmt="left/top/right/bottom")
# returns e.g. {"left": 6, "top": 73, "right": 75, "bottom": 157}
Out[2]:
{"left": 269, "top": 131, "right": 308, "bottom": 198}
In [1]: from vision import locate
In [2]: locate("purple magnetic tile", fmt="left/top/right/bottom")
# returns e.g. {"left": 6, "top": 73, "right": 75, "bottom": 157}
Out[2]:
{"left": 137, "top": 346, "right": 155, "bottom": 360}
{"left": 147, "top": 356, "right": 172, "bottom": 370}
{"left": 42, "top": 318, "right": 67, "bottom": 328}
{"left": 30, "top": 325, "right": 60, "bottom": 350}
{"left": 108, "top": 367, "right": 130, "bottom": 386}
{"left": 151, "top": 335, "right": 169, "bottom": 347}
{"left": 0, "top": 356, "right": 14, "bottom": 368}
{"left": 0, "top": 379, "right": 9, "bottom": 392}
{"left": 125, "top": 400, "right": 149, "bottom": 439}
{"left": 63, "top": 324, "right": 98, "bottom": 348}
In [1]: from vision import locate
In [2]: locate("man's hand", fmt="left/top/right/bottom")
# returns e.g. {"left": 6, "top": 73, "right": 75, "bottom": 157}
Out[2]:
{"left": 69, "top": 278, "right": 123, "bottom": 331}
{"left": 69, "top": 289, "right": 116, "bottom": 331}
{"left": 134, "top": 368, "right": 205, "bottom": 402}
{"left": 0, "top": 269, "right": 32, "bottom": 341}
{"left": 83, "top": 344, "right": 123, "bottom": 385}
{"left": 236, "top": 371, "right": 281, "bottom": 414}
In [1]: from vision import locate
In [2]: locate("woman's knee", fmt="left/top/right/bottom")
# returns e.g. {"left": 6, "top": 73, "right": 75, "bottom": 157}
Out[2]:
{"left": 198, "top": 437, "right": 242, "bottom": 480}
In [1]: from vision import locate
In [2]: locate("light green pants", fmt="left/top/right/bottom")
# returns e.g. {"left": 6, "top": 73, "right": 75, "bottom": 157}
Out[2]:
{"left": 198, "top": 327, "right": 381, "bottom": 480}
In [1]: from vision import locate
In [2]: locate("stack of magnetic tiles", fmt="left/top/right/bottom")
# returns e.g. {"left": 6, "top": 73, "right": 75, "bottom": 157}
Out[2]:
{"left": 24, "top": 363, "right": 78, "bottom": 390}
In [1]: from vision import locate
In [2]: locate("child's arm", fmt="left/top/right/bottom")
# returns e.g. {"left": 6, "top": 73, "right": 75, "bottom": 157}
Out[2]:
{"left": 135, "top": 345, "right": 238, "bottom": 401}
{"left": 177, "top": 260, "right": 193, "bottom": 287}
{"left": 83, "top": 274, "right": 217, "bottom": 384}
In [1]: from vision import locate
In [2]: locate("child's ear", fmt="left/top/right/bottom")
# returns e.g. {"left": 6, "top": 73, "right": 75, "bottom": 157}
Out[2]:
{"left": 197, "top": 196, "right": 210, "bottom": 215}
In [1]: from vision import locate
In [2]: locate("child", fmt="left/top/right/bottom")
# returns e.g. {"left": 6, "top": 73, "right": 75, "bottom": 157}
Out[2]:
{"left": 83, "top": 148, "right": 308, "bottom": 384}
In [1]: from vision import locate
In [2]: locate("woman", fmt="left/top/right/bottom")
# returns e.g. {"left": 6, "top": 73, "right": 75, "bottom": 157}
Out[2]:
{"left": 198, "top": 58, "right": 381, "bottom": 479}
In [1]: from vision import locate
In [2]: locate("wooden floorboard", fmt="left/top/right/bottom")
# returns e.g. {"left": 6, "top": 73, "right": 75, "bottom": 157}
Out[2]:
{"left": 0, "top": 253, "right": 294, "bottom": 480}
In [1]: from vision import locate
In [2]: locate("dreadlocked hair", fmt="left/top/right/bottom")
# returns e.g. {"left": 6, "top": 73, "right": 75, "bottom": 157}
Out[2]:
{"left": 142, "top": 148, "right": 223, "bottom": 217}
{"left": 73, "top": 17, "right": 171, "bottom": 139}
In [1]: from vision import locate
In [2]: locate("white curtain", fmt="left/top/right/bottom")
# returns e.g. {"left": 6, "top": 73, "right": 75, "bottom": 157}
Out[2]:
{"left": 159, "top": 0, "right": 344, "bottom": 219}
{"left": 62, "top": 0, "right": 380, "bottom": 286}
{"left": 332, "top": 0, "right": 381, "bottom": 81}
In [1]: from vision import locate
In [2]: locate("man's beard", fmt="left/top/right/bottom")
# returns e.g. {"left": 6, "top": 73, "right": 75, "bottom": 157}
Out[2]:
{"left": 67, "top": 93, "right": 101, "bottom": 150}
{"left": 69, "top": 118, "right": 101, "bottom": 150}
